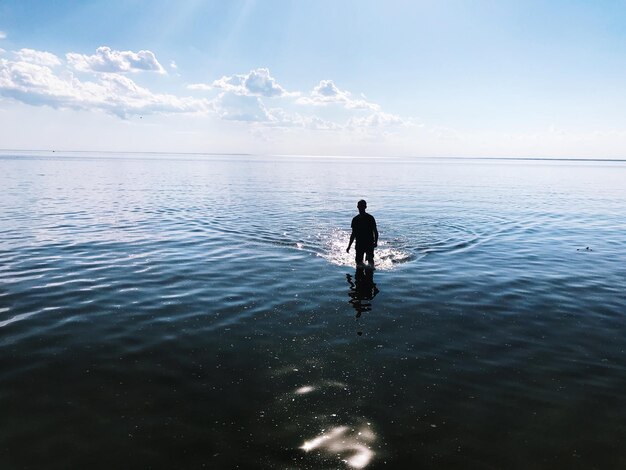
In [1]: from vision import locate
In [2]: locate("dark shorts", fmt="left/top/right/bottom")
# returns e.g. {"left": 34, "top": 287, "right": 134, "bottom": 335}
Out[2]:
{"left": 355, "top": 246, "right": 374, "bottom": 264}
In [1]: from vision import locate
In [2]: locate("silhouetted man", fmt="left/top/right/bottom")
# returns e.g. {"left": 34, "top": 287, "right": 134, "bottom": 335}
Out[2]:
{"left": 346, "top": 199, "right": 378, "bottom": 266}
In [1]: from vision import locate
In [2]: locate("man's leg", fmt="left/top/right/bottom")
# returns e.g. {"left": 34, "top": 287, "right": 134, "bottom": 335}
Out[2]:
{"left": 355, "top": 248, "right": 364, "bottom": 265}
{"left": 365, "top": 249, "right": 374, "bottom": 266}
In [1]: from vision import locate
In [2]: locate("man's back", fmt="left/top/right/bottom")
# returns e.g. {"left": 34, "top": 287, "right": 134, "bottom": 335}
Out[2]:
{"left": 351, "top": 213, "right": 377, "bottom": 248}
{"left": 346, "top": 199, "right": 379, "bottom": 266}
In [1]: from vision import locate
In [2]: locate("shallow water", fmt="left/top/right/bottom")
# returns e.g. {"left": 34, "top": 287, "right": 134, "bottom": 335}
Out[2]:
{"left": 1, "top": 152, "right": 625, "bottom": 469}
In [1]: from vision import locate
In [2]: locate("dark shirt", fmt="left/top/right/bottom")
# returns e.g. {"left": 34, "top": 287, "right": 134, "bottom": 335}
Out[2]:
{"left": 351, "top": 213, "right": 377, "bottom": 249}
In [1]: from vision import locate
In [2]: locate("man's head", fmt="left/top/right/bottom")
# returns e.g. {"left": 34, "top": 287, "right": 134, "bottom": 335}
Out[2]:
{"left": 357, "top": 199, "right": 367, "bottom": 213}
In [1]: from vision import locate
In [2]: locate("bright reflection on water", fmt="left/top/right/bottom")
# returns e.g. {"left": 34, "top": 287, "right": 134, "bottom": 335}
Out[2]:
{"left": 320, "top": 228, "right": 413, "bottom": 270}
{"left": 301, "top": 425, "right": 376, "bottom": 469}
{"left": 1, "top": 152, "right": 626, "bottom": 469}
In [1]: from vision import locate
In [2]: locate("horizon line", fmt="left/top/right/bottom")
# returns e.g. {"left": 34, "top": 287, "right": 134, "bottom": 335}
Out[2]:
{"left": 0, "top": 148, "right": 625, "bottom": 163}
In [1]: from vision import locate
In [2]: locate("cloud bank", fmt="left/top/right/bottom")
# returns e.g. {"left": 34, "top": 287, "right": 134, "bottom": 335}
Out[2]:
{"left": 0, "top": 49, "right": 205, "bottom": 118}
{"left": 297, "top": 80, "right": 379, "bottom": 110}
{"left": 0, "top": 46, "right": 406, "bottom": 134}
{"left": 66, "top": 46, "right": 165, "bottom": 74}
{"left": 215, "top": 93, "right": 272, "bottom": 121}
{"left": 187, "top": 67, "right": 404, "bottom": 131}
{"left": 15, "top": 48, "right": 62, "bottom": 67}
{"left": 189, "top": 68, "right": 293, "bottom": 97}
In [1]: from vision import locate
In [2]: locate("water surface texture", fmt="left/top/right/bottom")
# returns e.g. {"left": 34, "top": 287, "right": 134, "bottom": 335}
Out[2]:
{"left": 1, "top": 152, "right": 626, "bottom": 469}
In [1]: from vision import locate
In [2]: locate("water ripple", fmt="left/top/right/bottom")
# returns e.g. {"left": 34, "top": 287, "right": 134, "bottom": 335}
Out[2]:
{"left": 1, "top": 153, "right": 625, "bottom": 469}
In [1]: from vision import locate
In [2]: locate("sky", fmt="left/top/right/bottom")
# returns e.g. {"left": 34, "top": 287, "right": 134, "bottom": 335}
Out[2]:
{"left": 1, "top": 0, "right": 626, "bottom": 157}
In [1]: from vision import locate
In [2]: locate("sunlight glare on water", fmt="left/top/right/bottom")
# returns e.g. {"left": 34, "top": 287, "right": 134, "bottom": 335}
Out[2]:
{"left": 319, "top": 228, "right": 414, "bottom": 270}
{"left": 300, "top": 425, "right": 376, "bottom": 469}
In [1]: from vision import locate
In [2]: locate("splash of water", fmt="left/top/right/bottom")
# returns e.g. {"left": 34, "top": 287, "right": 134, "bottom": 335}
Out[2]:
{"left": 318, "top": 229, "right": 413, "bottom": 270}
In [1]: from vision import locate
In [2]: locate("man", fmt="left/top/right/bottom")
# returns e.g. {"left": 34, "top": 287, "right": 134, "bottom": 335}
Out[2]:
{"left": 346, "top": 199, "right": 378, "bottom": 266}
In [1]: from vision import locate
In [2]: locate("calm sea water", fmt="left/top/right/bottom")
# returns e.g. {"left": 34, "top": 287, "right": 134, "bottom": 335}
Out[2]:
{"left": 1, "top": 152, "right": 625, "bottom": 469}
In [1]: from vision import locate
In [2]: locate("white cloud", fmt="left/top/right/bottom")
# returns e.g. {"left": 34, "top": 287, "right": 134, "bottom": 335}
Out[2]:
{"left": 0, "top": 31, "right": 6, "bottom": 40}
{"left": 0, "top": 48, "right": 410, "bottom": 138}
{"left": 306, "top": 116, "right": 341, "bottom": 131}
{"left": 242, "top": 68, "right": 289, "bottom": 97}
{"left": 169, "top": 60, "right": 178, "bottom": 70}
{"left": 265, "top": 108, "right": 342, "bottom": 131}
{"left": 212, "top": 91, "right": 341, "bottom": 130}
{"left": 211, "top": 91, "right": 398, "bottom": 133}
{"left": 265, "top": 108, "right": 340, "bottom": 130}
{"left": 297, "top": 79, "right": 379, "bottom": 110}
{"left": 66, "top": 46, "right": 165, "bottom": 74}
{"left": 347, "top": 111, "right": 406, "bottom": 129}
{"left": 0, "top": 56, "right": 206, "bottom": 118}
{"left": 214, "top": 93, "right": 273, "bottom": 122}
{"left": 189, "top": 69, "right": 400, "bottom": 132}
{"left": 314, "top": 80, "right": 343, "bottom": 98}
{"left": 15, "top": 48, "right": 61, "bottom": 67}
{"left": 187, "top": 82, "right": 212, "bottom": 91}
{"left": 190, "top": 68, "right": 293, "bottom": 97}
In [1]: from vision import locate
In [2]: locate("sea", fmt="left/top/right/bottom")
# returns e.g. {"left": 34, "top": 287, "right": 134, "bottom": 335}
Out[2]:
{"left": 1, "top": 151, "right": 625, "bottom": 469}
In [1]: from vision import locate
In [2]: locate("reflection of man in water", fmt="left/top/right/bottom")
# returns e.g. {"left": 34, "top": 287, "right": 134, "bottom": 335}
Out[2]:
{"left": 346, "top": 199, "right": 378, "bottom": 266}
{"left": 346, "top": 267, "right": 380, "bottom": 319}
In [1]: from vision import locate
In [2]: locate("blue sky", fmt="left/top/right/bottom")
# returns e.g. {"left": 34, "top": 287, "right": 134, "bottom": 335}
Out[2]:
{"left": 1, "top": 0, "right": 625, "bottom": 157}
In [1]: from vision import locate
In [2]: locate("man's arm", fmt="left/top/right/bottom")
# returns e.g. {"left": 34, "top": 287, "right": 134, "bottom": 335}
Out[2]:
{"left": 373, "top": 219, "right": 378, "bottom": 247}
{"left": 346, "top": 232, "right": 355, "bottom": 253}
